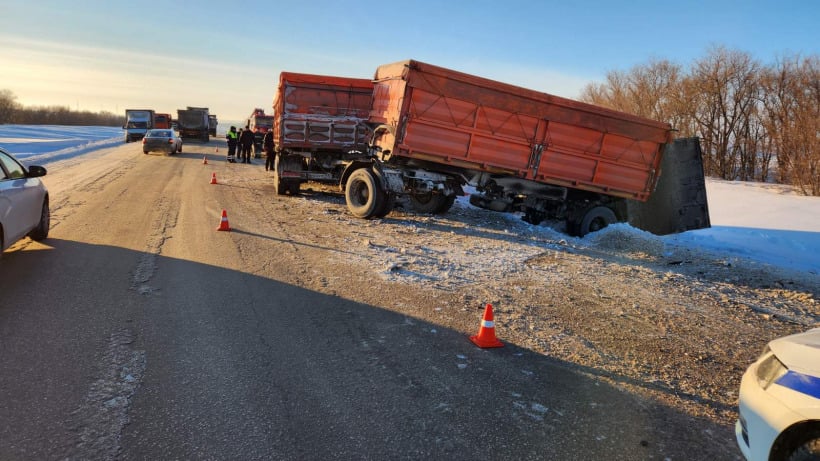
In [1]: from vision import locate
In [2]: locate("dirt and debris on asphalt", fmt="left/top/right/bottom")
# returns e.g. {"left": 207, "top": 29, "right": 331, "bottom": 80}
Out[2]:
{"left": 229, "top": 170, "right": 818, "bottom": 432}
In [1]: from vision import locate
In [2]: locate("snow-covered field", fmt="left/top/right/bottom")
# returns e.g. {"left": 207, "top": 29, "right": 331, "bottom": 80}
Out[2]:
{"left": 2, "top": 124, "right": 818, "bottom": 276}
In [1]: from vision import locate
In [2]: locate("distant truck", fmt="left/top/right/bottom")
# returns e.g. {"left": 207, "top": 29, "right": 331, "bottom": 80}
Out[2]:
{"left": 247, "top": 108, "right": 274, "bottom": 157}
{"left": 274, "top": 60, "right": 710, "bottom": 236}
{"left": 208, "top": 114, "right": 218, "bottom": 137}
{"left": 123, "top": 109, "right": 155, "bottom": 142}
{"left": 176, "top": 106, "right": 210, "bottom": 142}
{"left": 154, "top": 113, "right": 172, "bottom": 129}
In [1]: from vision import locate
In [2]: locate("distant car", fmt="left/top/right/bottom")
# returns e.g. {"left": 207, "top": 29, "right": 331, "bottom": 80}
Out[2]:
{"left": 142, "top": 129, "right": 182, "bottom": 155}
{"left": 0, "top": 147, "right": 49, "bottom": 254}
{"left": 736, "top": 328, "right": 820, "bottom": 461}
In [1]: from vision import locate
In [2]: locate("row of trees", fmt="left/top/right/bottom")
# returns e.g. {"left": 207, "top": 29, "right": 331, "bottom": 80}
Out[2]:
{"left": 0, "top": 90, "right": 124, "bottom": 127}
{"left": 580, "top": 46, "right": 819, "bottom": 196}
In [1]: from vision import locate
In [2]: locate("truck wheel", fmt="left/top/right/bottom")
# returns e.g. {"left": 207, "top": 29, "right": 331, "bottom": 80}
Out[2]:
{"left": 577, "top": 206, "right": 617, "bottom": 237}
{"left": 287, "top": 180, "right": 300, "bottom": 196}
{"left": 408, "top": 192, "right": 447, "bottom": 214}
{"left": 374, "top": 192, "right": 395, "bottom": 218}
{"left": 273, "top": 154, "right": 287, "bottom": 195}
{"left": 345, "top": 168, "right": 384, "bottom": 219}
{"left": 523, "top": 208, "right": 546, "bottom": 225}
{"left": 435, "top": 195, "right": 456, "bottom": 214}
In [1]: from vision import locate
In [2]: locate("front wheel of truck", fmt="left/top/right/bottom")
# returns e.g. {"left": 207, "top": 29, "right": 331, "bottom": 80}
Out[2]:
{"left": 345, "top": 168, "right": 384, "bottom": 219}
{"left": 577, "top": 206, "right": 617, "bottom": 237}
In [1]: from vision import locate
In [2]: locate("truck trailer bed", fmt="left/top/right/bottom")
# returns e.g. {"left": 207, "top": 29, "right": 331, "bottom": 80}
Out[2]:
{"left": 369, "top": 60, "right": 674, "bottom": 202}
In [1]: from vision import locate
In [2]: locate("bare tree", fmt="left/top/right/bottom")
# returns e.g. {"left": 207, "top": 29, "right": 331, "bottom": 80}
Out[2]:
{"left": 686, "top": 46, "right": 761, "bottom": 179}
{"left": 580, "top": 59, "right": 685, "bottom": 126}
{"left": 0, "top": 89, "right": 20, "bottom": 124}
{"left": 578, "top": 47, "right": 818, "bottom": 194}
{"left": 760, "top": 55, "right": 820, "bottom": 194}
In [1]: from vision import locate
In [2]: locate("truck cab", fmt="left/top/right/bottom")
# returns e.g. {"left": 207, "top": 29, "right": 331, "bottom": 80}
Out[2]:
{"left": 123, "top": 109, "right": 155, "bottom": 142}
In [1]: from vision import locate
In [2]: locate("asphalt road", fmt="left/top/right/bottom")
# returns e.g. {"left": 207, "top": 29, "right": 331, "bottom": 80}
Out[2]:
{"left": 0, "top": 140, "right": 733, "bottom": 460}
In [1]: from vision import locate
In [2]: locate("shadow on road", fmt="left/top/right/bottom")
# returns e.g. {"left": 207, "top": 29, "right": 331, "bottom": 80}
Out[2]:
{"left": 0, "top": 238, "right": 740, "bottom": 460}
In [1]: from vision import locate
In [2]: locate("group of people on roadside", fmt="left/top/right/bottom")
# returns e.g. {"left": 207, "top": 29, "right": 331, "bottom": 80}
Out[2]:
{"left": 225, "top": 125, "right": 275, "bottom": 171}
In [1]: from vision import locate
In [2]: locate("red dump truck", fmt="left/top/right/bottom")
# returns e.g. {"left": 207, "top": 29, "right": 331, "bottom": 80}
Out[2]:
{"left": 247, "top": 108, "right": 274, "bottom": 157}
{"left": 275, "top": 60, "right": 710, "bottom": 236}
{"left": 271, "top": 73, "right": 374, "bottom": 195}
{"left": 153, "top": 113, "right": 172, "bottom": 129}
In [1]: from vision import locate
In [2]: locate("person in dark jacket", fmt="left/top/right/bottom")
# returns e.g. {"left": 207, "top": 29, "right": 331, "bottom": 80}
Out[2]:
{"left": 262, "top": 129, "right": 275, "bottom": 171}
{"left": 239, "top": 125, "right": 255, "bottom": 164}
{"left": 225, "top": 126, "right": 238, "bottom": 163}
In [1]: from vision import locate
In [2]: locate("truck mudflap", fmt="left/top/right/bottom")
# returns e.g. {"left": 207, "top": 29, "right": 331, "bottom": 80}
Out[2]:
{"left": 626, "top": 137, "right": 711, "bottom": 235}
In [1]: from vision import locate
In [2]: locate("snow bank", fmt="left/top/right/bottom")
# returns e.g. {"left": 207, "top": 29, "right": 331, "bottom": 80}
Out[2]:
{"left": 1, "top": 124, "right": 818, "bottom": 276}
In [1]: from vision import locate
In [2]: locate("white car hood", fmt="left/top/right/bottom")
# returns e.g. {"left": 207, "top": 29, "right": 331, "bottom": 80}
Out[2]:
{"left": 769, "top": 327, "right": 820, "bottom": 376}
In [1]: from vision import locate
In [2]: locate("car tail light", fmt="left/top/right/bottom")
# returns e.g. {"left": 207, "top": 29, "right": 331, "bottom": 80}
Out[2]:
{"left": 142, "top": 138, "right": 147, "bottom": 144}
{"left": 168, "top": 139, "right": 174, "bottom": 144}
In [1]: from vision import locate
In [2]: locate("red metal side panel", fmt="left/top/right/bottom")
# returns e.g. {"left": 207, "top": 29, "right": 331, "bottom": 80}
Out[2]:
{"left": 371, "top": 60, "right": 673, "bottom": 201}
{"left": 273, "top": 72, "right": 374, "bottom": 151}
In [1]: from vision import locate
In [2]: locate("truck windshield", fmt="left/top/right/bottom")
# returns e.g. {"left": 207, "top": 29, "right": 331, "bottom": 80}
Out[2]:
{"left": 256, "top": 118, "right": 273, "bottom": 129}
{"left": 126, "top": 121, "right": 148, "bottom": 128}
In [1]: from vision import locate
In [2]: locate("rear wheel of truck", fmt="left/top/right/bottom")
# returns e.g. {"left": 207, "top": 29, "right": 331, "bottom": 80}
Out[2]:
{"left": 273, "top": 154, "right": 286, "bottom": 195}
{"left": 408, "top": 192, "right": 449, "bottom": 214}
{"left": 523, "top": 208, "right": 546, "bottom": 225}
{"left": 436, "top": 195, "right": 456, "bottom": 214}
{"left": 273, "top": 154, "right": 300, "bottom": 196}
{"left": 577, "top": 206, "right": 617, "bottom": 237}
{"left": 345, "top": 168, "right": 385, "bottom": 219}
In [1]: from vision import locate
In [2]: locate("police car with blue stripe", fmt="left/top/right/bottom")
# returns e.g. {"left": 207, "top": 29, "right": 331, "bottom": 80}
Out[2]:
{"left": 736, "top": 327, "right": 820, "bottom": 460}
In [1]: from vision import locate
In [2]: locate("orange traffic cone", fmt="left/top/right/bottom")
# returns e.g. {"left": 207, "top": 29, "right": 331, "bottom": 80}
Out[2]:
{"left": 210, "top": 172, "right": 218, "bottom": 184}
{"left": 203, "top": 155, "right": 208, "bottom": 164}
{"left": 216, "top": 209, "right": 231, "bottom": 231}
{"left": 470, "top": 304, "right": 504, "bottom": 348}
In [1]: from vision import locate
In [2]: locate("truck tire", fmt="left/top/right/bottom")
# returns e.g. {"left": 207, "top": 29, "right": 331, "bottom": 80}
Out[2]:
{"left": 345, "top": 168, "right": 385, "bottom": 219}
{"left": 408, "top": 192, "right": 448, "bottom": 214}
{"left": 374, "top": 192, "right": 395, "bottom": 218}
{"left": 435, "top": 194, "right": 456, "bottom": 214}
{"left": 523, "top": 208, "right": 546, "bottom": 225}
{"left": 273, "top": 155, "right": 288, "bottom": 196}
{"left": 577, "top": 206, "right": 617, "bottom": 237}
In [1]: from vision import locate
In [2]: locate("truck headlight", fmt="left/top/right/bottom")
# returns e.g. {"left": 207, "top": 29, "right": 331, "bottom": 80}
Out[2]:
{"left": 756, "top": 352, "right": 788, "bottom": 390}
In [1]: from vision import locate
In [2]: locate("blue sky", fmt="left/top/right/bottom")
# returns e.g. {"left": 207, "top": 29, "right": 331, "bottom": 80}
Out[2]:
{"left": 1, "top": 0, "right": 817, "bottom": 122}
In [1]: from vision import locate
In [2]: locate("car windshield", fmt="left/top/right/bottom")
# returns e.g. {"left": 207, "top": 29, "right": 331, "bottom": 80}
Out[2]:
{"left": 147, "top": 131, "right": 171, "bottom": 137}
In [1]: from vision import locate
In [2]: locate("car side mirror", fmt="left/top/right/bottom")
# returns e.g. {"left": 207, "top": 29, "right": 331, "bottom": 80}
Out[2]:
{"left": 27, "top": 165, "right": 47, "bottom": 178}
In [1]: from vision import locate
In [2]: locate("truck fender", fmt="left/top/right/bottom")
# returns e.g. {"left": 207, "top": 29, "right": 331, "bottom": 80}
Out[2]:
{"left": 341, "top": 161, "right": 380, "bottom": 190}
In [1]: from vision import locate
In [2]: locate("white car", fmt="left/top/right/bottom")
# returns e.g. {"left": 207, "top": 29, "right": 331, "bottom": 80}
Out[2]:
{"left": 736, "top": 328, "right": 820, "bottom": 461}
{"left": 0, "top": 147, "right": 49, "bottom": 254}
